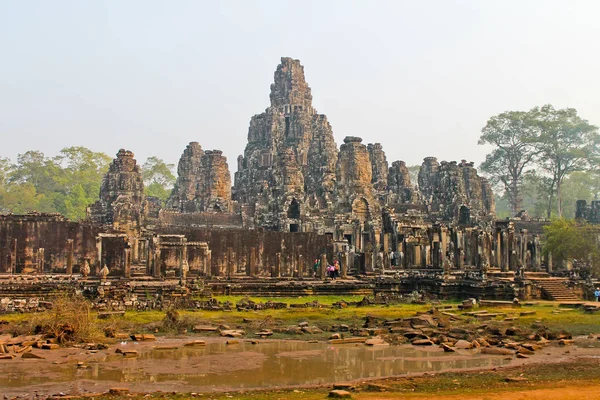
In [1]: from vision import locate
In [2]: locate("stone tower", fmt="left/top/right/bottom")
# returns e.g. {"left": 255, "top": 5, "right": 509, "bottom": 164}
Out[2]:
{"left": 233, "top": 57, "right": 338, "bottom": 232}
{"left": 417, "top": 157, "right": 495, "bottom": 224}
{"left": 336, "top": 136, "right": 380, "bottom": 221}
{"left": 388, "top": 160, "right": 415, "bottom": 203}
{"left": 88, "top": 149, "right": 145, "bottom": 234}
{"left": 167, "top": 142, "right": 232, "bottom": 212}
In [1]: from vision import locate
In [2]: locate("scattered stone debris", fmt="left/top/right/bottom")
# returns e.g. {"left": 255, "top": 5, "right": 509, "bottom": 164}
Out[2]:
{"left": 328, "top": 389, "right": 352, "bottom": 398}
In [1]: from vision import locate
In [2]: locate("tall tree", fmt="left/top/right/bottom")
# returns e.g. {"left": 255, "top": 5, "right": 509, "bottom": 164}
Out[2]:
{"left": 533, "top": 105, "right": 600, "bottom": 218}
{"left": 142, "top": 157, "right": 176, "bottom": 203}
{"left": 478, "top": 110, "right": 539, "bottom": 215}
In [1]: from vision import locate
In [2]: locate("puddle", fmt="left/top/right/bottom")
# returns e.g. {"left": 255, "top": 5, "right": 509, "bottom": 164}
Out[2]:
{"left": 0, "top": 340, "right": 510, "bottom": 393}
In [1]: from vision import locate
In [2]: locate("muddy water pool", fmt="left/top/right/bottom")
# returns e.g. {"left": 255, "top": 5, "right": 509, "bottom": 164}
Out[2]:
{"left": 0, "top": 339, "right": 510, "bottom": 395}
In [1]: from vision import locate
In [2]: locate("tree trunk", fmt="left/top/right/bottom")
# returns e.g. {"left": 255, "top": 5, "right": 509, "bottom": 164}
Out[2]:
{"left": 511, "top": 179, "right": 521, "bottom": 216}
{"left": 546, "top": 179, "right": 556, "bottom": 219}
{"left": 557, "top": 180, "right": 563, "bottom": 218}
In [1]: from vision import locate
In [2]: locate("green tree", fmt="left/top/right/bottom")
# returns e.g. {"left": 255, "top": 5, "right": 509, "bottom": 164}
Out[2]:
{"left": 543, "top": 219, "right": 600, "bottom": 277}
{"left": 0, "top": 182, "right": 45, "bottom": 214}
{"left": 0, "top": 157, "right": 12, "bottom": 186}
{"left": 478, "top": 110, "right": 540, "bottom": 215}
{"left": 9, "top": 151, "right": 62, "bottom": 194}
{"left": 0, "top": 147, "right": 110, "bottom": 220}
{"left": 53, "top": 147, "right": 111, "bottom": 218}
{"left": 533, "top": 105, "right": 600, "bottom": 218}
{"left": 142, "top": 157, "right": 175, "bottom": 203}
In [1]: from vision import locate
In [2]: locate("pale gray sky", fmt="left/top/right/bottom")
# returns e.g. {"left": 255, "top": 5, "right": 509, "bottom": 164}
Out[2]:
{"left": 1, "top": 0, "right": 599, "bottom": 172}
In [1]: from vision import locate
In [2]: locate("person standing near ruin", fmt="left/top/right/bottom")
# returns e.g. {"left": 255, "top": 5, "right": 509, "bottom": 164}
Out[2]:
{"left": 594, "top": 288, "right": 600, "bottom": 302}
{"left": 334, "top": 259, "right": 340, "bottom": 279}
{"left": 313, "top": 259, "right": 320, "bottom": 277}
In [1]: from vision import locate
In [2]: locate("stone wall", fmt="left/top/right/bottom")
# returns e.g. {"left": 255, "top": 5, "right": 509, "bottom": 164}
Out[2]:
{"left": 155, "top": 226, "right": 332, "bottom": 278}
{"left": 0, "top": 214, "right": 98, "bottom": 274}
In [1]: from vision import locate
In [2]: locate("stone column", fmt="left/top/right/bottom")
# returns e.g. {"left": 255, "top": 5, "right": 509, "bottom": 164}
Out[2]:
{"left": 124, "top": 247, "right": 132, "bottom": 278}
{"left": 547, "top": 252, "right": 553, "bottom": 273}
{"left": 383, "top": 233, "right": 390, "bottom": 253}
{"left": 297, "top": 253, "right": 304, "bottom": 278}
{"left": 37, "top": 248, "right": 44, "bottom": 273}
{"left": 432, "top": 241, "right": 441, "bottom": 268}
{"left": 320, "top": 253, "right": 328, "bottom": 279}
{"left": 533, "top": 235, "right": 541, "bottom": 271}
{"left": 520, "top": 229, "right": 528, "bottom": 269}
{"left": 273, "top": 252, "right": 281, "bottom": 278}
{"left": 181, "top": 238, "right": 188, "bottom": 279}
{"left": 341, "top": 252, "right": 348, "bottom": 278}
{"left": 95, "top": 236, "right": 102, "bottom": 276}
{"left": 145, "top": 239, "right": 151, "bottom": 276}
{"left": 132, "top": 238, "right": 139, "bottom": 264}
{"left": 501, "top": 232, "right": 509, "bottom": 272}
{"left": 248, "top": 247, "right": 256, "bottom": 277}
{"left": 66, "top": 239, "right": 74, "bottom": 275}
{"left": 227, "top": 247, "right": 234, "bottom": 278}
{"left": 11, "top": 239, "right": 17, "bottom": 274}
{"left": 153, "top": 241, "right": 162, "bottom": 278}
{"left": 413, "top": 245, "right": 421, "bottom": 268}
{"left": 206, "top": 249, "right": 212, "bottom": 276}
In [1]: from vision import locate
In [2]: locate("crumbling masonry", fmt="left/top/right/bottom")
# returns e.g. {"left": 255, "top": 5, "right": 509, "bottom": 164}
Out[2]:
{"left": 0, "top": 57, "right": 565, "bottom": 301}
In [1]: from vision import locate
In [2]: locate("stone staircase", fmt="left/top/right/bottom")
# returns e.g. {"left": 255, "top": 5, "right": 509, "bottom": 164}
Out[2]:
{"left": 532, "top": 278, "right": 580, "bottom": 301}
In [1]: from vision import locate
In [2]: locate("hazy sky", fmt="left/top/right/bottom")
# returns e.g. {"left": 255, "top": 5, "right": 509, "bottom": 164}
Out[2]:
{"left": 1, "top": 0, "right": 599, "bottom": 173}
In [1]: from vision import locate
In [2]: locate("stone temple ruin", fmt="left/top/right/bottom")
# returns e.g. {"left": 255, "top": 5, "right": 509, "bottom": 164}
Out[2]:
{"left": 0, "top": 57, "right": 585, "bottom": 304}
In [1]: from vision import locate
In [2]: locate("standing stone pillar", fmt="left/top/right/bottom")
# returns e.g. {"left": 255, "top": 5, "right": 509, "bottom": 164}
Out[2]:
{"left": 227, "top": 247, "right": 234, "bottom": 278}
{"left": 383, "top": 233, "right": 390, "bottom": 253}
{"left": 297, "top": 253, "right": 304, "bottom": 278}
{"left": 424, "top": 245, "right": 431, "bottom": 266}
{"left": 180, "top": 238, "right": 188, "bottom": 280}
{"left": 95, "top": 237, "right": 103, "bottom": 276}
{"left": 365, "top": 251, "right": 374, "bottom": 273}
{"left": 533, "top": 235, "right": 541, "bottom": 271}
{"left": 132, "top": 238, "right": 139, "bottom": 264}
{"left": 501, "top": 232, "right": 509, "bottom": 272}
{"left": 145, "top": 239, "right": 151, "bottom": 276}
{"left": 547, "top": 252, "right": 553, "bottom": 273}
{"left": 341, "top": 252, "right": 348, "bottom": 278}
{"left": 37, "top": 248, "right": 45, "bottom": 273}
{"left": 320, "top": 253, "right": 328, "bottom": 279}
{"left": 153, "top": 242, "right": 162, "bottom": 278}
{"left": 413, "top": 245, "right": 421, "bottom": 268}
{"left": 373, "top": 231, "right": 381, "bottom": 271}
{"left": 273, "top": 252, "right": 281, "bottom": 278}
{"left": 206, "top": 249, "right": 212, "bottom": 276}
{"left": 10, "top": 239, "right": 17, "bottom": 275}
{"left": 124, "top": 247, "right": 132, "bottom": 278}
{"left": 520, "top": 230, "right": 528, "bottom": 268}
{"left": 440, "top": 227, "right": 448, "bottom": 260}
{"left": 248, "top": 247, "right": 257, "bottom": 277}
{"left": 66, "top": 239, "right": 74, "bottom": 275}
{"left": 495, "top": 230, "right": 502, "bottom": 268}
{"left": 432, "top": 242, "right": 441, "bottom": 268}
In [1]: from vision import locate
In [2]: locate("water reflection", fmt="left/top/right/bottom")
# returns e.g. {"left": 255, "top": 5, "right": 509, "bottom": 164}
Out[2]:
{"left": 0, "top": 340, "right": 510, "bottom": 390}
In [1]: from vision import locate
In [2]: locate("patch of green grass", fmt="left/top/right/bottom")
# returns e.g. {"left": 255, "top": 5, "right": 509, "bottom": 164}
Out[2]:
{"left": 213, "top": 294, "right": 366, "bottom": 305}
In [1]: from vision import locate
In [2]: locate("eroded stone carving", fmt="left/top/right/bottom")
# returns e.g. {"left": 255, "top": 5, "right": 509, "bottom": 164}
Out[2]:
{"left": 88, "top": 149, "right": 145, "bottom": 235}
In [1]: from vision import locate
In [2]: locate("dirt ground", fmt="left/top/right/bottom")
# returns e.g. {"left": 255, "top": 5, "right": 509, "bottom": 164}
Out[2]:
{"left": 363, "top": 386, "right": 600, "bottom": 400}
